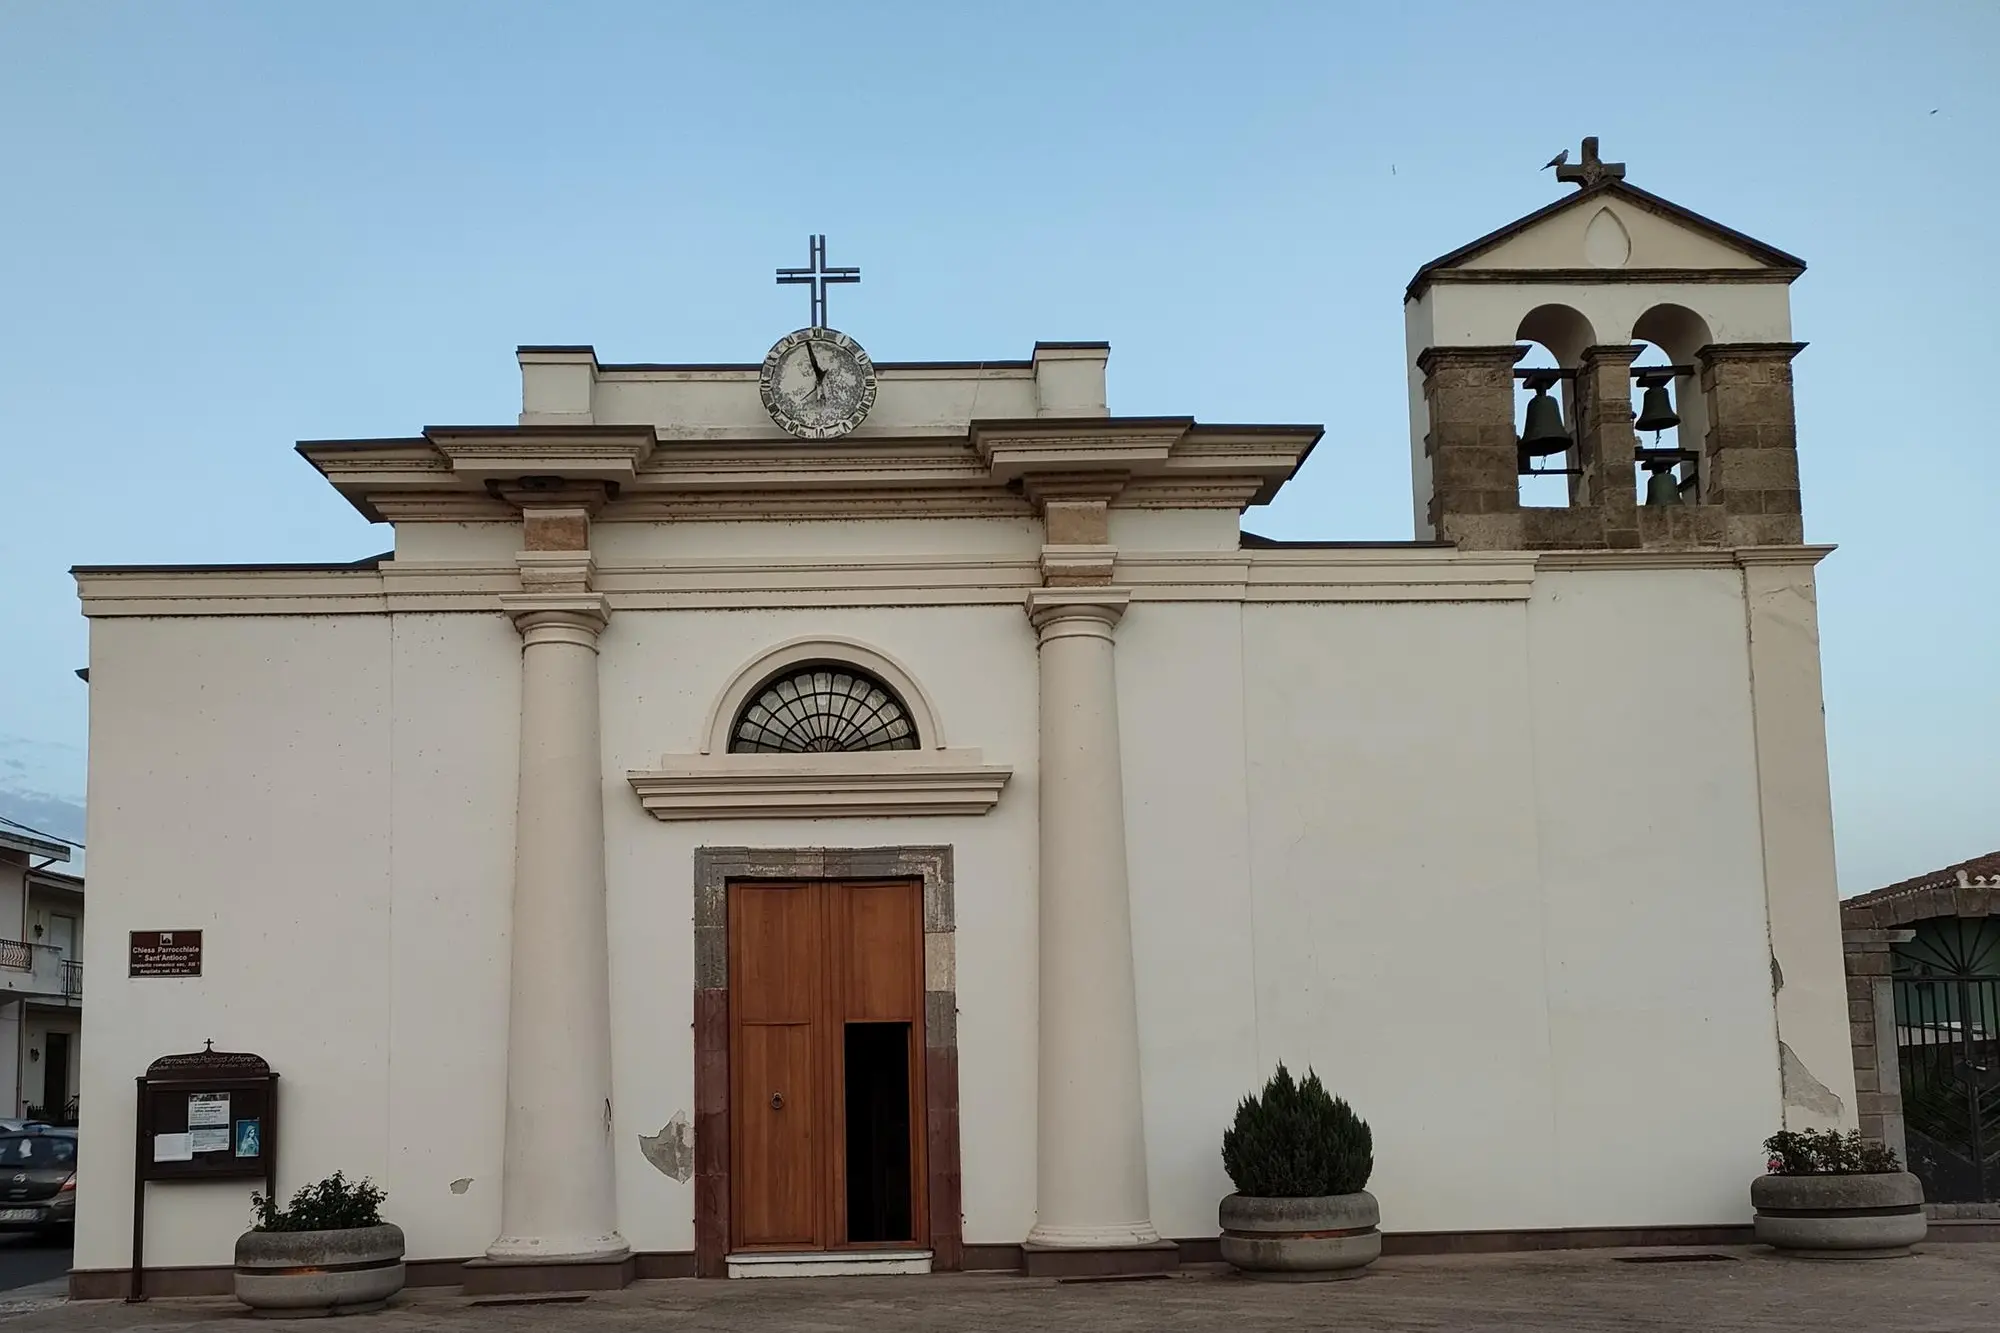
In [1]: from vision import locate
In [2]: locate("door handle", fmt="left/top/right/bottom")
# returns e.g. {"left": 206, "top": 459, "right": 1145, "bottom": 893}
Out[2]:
{"left": 770, "top": 1092, "right": 784, "bottom": 1110}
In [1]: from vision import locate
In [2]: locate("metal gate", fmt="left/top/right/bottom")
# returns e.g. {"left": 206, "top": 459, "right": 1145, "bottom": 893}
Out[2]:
{"left": 1895, "top": 973, "right": 2000, "bottom": 1202}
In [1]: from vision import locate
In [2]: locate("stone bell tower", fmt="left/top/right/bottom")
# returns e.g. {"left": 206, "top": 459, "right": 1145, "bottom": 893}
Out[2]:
{"left": 1404, "top": 137, "right": 1810, "bottom": 551}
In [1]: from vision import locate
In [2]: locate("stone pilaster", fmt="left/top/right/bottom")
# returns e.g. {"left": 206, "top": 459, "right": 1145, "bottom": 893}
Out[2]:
{"left": 1023, "top": 587, "right": 1161, "bottom": 1256}
{"left": 1701, "top": 342, "right": 1807, "bottom": 547}
{"left": 1739, "top": 547, "right": 1854, "bottom": 1132}
{"left": 1841, "top": 927, "right": 1909, "bottom": 1163}
{"left": 1026, "top": 477, "right": 1122, "bottom": 587}
{"left": 1418, "top": 346, "right": 1524, "bottom": 552}
{"left": 1575, "top": 344, "right": 1640, "bottom": 547}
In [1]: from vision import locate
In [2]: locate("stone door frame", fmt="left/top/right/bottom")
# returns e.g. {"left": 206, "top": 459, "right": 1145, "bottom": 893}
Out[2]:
{"left": 693, "top": 846, "right": 962, "bottom": 1277}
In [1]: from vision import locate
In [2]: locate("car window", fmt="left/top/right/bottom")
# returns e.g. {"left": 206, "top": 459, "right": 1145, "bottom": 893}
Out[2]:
{"left": 0, "top": 1135, "right": 74, "bottom": 1166}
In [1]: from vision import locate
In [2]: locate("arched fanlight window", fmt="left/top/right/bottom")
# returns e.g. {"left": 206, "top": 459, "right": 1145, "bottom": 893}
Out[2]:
{"left": 728, "top": 664, "right": 920, "bottom": 754}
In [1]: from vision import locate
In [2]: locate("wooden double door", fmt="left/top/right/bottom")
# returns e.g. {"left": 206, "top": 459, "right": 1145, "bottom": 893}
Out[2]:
{"left": 730, "top": 879, "right": 927, "bottom": 1253}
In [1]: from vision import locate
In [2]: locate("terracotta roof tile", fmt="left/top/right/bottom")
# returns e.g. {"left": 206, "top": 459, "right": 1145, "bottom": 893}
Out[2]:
{"left": 1841, "top": 849, "right": 2000, "bottom": 927}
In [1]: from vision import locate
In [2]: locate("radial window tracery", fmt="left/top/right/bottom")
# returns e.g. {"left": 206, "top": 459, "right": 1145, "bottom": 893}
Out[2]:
{"left": 728, "top": 665, "right": 920, "bottom": 754}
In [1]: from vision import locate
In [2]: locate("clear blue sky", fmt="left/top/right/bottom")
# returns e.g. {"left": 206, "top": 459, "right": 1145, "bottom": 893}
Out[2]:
{"left": 1, "top": 2, "right": 1993, "bottom": 892}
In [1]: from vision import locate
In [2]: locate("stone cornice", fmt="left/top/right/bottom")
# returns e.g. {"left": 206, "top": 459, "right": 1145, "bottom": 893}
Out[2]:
{"left": 75, "top": 548, "right": 1552, "bottom": 616}
{"left": 1535, "top": 546, "right": 1834, "bottom": 571}
{"left": 428, "top": 425, "right": 655, "bottom": 486}
{"left": 300, "top": 417, "right": 1323, "bottom": 524}
{"left": 627, "top": 751, "right": 1012, "bottom": 821}
{"left": 973, "top": 418, "right": 1189, "bottom": 483}
{"left": 1732, "top": 544, "right": 1835, "bottom": 567}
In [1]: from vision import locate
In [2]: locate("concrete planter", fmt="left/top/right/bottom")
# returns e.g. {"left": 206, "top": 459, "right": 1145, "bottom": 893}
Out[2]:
{"left": 1751, "top": 1172, "right": 1925, "bottom": 1258}
{"left": 1218, "top": 1191, "right": 1380, "bottom": 1281}
{"left": 234, "top": 1223, "right": 406, "bottom": 1317}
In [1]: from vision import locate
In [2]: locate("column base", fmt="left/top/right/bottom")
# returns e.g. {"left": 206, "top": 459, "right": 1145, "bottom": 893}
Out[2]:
{"left": 1021, "top": 1239, "right": 1180, "bottom": 1279}
{"left": 482, "top": 1232, "right": 631, "bottom": 1264}
{"left": 461, "top": 1252, "right": 636, "bottom": 1296}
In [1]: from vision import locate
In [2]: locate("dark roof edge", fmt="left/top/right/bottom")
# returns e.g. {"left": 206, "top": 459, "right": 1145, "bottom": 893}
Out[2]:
{"left": 73, "top": 552, "right": 391, "bottom": 576}
{"left": 594, "top": 358, "right": 1043, "bottom": 373}
{"left": 1240, "top": 532, "right": 1452, "bottom": 549}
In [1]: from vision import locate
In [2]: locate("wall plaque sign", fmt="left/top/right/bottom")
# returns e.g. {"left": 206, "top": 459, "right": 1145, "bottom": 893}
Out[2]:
{"left": 128, "top": 931, "right": 202, "bottom": 978}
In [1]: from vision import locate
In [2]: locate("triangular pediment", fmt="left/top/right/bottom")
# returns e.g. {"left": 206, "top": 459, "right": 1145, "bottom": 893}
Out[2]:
{"left": 1407, "top": 181, "right": 1804, "bottom": 300}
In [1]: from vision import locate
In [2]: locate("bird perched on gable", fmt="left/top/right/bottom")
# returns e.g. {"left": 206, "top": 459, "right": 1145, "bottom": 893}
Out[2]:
{"left": 1542, "top": 149, "right": 1569, "bottom": 171}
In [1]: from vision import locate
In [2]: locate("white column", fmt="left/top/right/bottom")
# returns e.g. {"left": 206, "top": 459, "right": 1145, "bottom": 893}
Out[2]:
{"left": 1025, "top": 588, "right": 1160, "bottom": 1249}
{"left": 487, "top": 594, "right": 628, "bottom": 1262}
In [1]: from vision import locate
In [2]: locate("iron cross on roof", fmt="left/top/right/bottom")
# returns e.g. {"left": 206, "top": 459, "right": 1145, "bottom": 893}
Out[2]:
{"left": 775, "top": 234, "right": 860, "bottom": 330}
{"left": 1557, "top": 136, "right": 1626, "bottom": 189}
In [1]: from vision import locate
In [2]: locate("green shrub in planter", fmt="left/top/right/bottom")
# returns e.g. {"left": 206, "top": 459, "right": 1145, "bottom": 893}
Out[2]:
{"left": 1222, "top": 1063, "right": 1373, "bottom": 1198}
{"left": 1762, "top": 1128, "right": 1901, "bottom": 1176}
{"left": 250, "top": 1171, "right": 387, "bottom": 1232}
{"left": 237, "top": 1173, "right": 405, "bottom": 1315}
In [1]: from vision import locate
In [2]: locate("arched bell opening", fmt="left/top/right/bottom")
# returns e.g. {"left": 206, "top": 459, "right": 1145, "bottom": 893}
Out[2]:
{"left": 1631, "top": 304, "right": 1714, "bottom": 506}
{"left": 1514, "top": 305, "right": 1596, "bottom": 509}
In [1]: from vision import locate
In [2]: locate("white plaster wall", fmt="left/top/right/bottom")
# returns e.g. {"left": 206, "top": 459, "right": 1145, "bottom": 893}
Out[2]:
{"left": 392, "top": 523, "right": 520, "bottom": 563}
{"left": 590, "top": 367, "right": 1039, "bottom": 439}
{"left": 1120, "top": 573, "right": 1780, "bottom": 1237}
{"left": 1107, "top": 509, "right": 1241, "bottom": 553}
{"left": 76, "top": 615, "right": 396, "bottom": 1269}
{"left": 74, "top": 552, "right": 1800, "bottom": 1264}
{"left": 75, "top": 611, "right": 523, "bottom": 1272}
{"left": 1461, "top": 198, "right": 1769, "bottom": 271}
{"left": 1424, "top": 281, "right": 1792, "bottom": 352}
{"left": 1528, "top": 570, "right": 1777, "bottom": 1224}
{"left": 597, "top": 603, "right": 1043, "bottom": 1251}
{"left": 382, "top": 613, "right": 520, "bottom": 1257}
{"left": 592, "top": 518, "right": 1041, "bottom": 564}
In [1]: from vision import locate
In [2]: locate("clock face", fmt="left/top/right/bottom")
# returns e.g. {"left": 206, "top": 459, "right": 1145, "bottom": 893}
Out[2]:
{"left": 759, "top": 327, "right": 878, "bottom": 440}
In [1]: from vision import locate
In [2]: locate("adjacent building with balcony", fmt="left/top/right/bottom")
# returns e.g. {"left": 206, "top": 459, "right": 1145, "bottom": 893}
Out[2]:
{"left": 0, "top": 825, "right": 83, "bottom": 1124}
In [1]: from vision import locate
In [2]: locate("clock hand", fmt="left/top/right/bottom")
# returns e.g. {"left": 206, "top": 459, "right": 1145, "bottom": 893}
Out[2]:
{"left": 804, "top": 342, "right": 825, "bottom": 384}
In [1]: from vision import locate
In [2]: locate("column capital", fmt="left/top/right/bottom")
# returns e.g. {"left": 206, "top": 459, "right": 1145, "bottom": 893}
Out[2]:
{"left": 500, "top": 592, "right": 610, "bottom": 648}
{"left": 1027, "top": 587, "right": 1129, "bottom": 638}
{"left": 1578, "top": 342, "right": 1644, "bottom": 369}
{"left": 1696, "top": 340, "right": 1809, "bottom": 366}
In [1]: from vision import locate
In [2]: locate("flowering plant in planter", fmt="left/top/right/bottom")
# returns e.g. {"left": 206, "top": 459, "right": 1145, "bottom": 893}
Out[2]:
{"left": 1762, "top": 1129, "right": 1902, "bottom": 1176}
{"left": 1217, "top": 1063, "right": 1380, "bottom": 1281}
{"left": 236, "top": 1173, "right": 405, "bottom": 1315}
{"left": 1752, "top": 1129, "right": 1923, "bottom": 1258}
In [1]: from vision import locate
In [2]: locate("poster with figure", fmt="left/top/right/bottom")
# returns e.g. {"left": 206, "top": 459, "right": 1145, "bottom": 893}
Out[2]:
{"left": 236, "top": 1118, "right": 261, "bottom": 1158}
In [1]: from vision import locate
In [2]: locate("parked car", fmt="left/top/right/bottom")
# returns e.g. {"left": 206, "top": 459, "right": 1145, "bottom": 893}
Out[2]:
{"left": 0, "top": 1127, "right": 76, "bottom": 1237}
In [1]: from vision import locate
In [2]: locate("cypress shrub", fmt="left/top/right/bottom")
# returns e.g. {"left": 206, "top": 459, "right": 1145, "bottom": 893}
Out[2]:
{"left": 1221, "top": 1063, "right": 1373, "bottom": 1198}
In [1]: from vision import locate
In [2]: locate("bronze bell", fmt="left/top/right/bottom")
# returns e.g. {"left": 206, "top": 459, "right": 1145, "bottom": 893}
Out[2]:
{"left": 1635, "top": 379, "right": 1680, "bottom": 434}
{"left": 1643, "top": 464, "right": 1684, "bottom": 507}
{"left": 1518, "top": 387, "right": 1571, "bottom": 459}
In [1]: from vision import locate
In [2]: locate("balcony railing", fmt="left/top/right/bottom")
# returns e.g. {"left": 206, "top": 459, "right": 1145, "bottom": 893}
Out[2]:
{"left": 0, "top": 943, "right": 82, "bottom": 1001}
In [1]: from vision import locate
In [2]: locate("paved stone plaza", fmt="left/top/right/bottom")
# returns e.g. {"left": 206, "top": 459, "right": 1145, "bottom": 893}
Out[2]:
{"left": 2, "top": 1248, "right": 1998, "bottom": 1332}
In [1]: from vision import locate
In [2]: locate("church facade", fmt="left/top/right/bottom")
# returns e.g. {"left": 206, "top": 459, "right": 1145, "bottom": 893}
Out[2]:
{"left": 70, "top": 147, "right": 1855, "bottom": 1294}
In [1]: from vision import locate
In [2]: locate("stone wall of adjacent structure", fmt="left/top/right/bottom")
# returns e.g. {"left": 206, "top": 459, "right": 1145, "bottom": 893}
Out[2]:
{"left": 1840, "top": 875, "right": 1999, "bottom": 1165}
